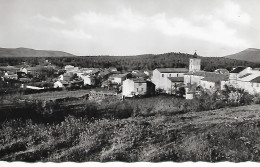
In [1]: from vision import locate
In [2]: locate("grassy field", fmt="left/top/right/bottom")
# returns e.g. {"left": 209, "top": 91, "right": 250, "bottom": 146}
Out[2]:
{"left": 0, "top": 95, "right": 260, "bottom": 162}
{"left": 21, "top": 89, "right": 91, "bottom": 101}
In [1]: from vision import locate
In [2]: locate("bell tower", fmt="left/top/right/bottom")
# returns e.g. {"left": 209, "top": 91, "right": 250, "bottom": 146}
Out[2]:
{"left": 189, "top": 52, "right": 201, "bottom": 72}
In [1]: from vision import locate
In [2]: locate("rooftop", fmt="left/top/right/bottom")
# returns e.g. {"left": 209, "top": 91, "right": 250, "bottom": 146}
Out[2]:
{"left": 250, "top": 76, "right": 260, "bottom": 83}
{"left": 239, "top": 73, "right": 252, "bottom": 79}
{"left": 133, "top": 78, "right": 147, "bottom": 83}
{"left": 230, "top": 67, "right": 247, "bottom": 73}
{"left": 240, "top": 73, "right": 260, "bottom": 82}
{"left": 201, "top": 76, "right": 228, "bottom": 82}
{"left": 110, "top": 73, "right": 129, "bottom": 78}
{"left": 157, "top": 68, "right": 189, "bottom": 73}
{"left": 167, "top": 77, "right": 184, "bottom": 82}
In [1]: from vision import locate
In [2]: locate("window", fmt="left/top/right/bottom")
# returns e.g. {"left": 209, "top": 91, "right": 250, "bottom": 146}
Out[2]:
{"left": 162, "top": 74, "right": 164, "bottom": 77}
{"left": 137, "top": 88, "right": 138, "bottom": 92}
{"left": 141, "top": 88, "right": 143, "bottom": 91}
{"left": 257, "top": 83, "right": 259, "bottom": 87}
{"left": 169, "top": 74, "right": 171, "bottom": 77}
{"left": 177, "top": 74, "right": 179, "bottom": 77}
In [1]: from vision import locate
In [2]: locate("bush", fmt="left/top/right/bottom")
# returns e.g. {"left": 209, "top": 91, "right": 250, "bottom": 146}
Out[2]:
{"left": 253, "top": 94, "right": 260, "bottom": 104}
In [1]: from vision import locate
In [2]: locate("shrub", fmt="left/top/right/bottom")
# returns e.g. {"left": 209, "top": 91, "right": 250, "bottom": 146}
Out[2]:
{"left": 253, "top": 94, "right": 260, "bottom": 104}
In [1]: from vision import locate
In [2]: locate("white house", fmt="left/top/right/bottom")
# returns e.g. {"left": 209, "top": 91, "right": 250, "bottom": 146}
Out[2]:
{"left": 225, "top": 67, "right": 260, "bottom": 94}
{"left": 64, "top": 65, "right": 79, "bottom": 73}
{"left": 109, "top": 73, "right": 129, "bottom": 85}
{"left": 151, "top": 68, "right": 188, "bottom": 93}
{"left": 54, "top": 81, "right": 64, "bottom": 88}
{"left": 20, "top": 67, "right": 28, "bottom": 74}
{"left": 200, "top": 75, "right": 228, "bottom": 91}
{"left": 185, "top": 72, "right": 228, "bottom": 88}
{"left": 166, "top": 77, "right": 185, "bottom": 94}
{"left": 80, "top": 74, "right": 96, "bottom": 86}
{"left": 122, "top": 78, "right": 155, "bottom": 98}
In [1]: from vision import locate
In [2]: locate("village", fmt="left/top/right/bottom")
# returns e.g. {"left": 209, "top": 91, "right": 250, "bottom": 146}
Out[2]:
{"left": 1, "top": 52, "right": 260, "bottom": 102}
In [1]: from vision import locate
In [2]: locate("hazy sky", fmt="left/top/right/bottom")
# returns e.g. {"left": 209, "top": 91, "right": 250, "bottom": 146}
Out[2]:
{"left": 0, "top": 0, "right": 259, "bottom": 57}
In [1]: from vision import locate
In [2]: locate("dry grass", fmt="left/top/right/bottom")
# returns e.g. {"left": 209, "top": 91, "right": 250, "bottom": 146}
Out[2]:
{"left": 0, "top": 96, "right": 260, "bottom": 162}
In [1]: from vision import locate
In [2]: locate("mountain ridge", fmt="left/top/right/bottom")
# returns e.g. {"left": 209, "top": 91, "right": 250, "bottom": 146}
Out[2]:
{"left": 225, "top": 48, "right": 260, "bottom": 63}
{"left": 0, "top": 47, "right": 76, "bottom": 57}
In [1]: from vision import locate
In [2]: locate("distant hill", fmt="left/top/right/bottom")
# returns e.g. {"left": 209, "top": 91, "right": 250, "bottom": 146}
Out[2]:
{"left": 1, "top": 47, "right": 260, "bottom": 71}
{"left": 0, "top": 47, "right": 76, "bottom": 57}
{"left": 225, "top": 48, "right": 260, "bottom": 63}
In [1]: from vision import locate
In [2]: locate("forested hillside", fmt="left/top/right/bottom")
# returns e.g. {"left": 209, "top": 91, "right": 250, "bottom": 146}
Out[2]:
{"left": 1, "top": 52, "right": 260, "bottom": 72}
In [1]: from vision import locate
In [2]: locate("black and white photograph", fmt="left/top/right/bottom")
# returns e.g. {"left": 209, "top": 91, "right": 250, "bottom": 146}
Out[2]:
{"left": 0, "top": 0, "right": 260, "bottom": 165}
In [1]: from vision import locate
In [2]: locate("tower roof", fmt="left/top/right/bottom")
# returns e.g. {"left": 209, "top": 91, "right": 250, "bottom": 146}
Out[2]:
{"left": 193, "top": 52, "right": 198, "bottom": 58}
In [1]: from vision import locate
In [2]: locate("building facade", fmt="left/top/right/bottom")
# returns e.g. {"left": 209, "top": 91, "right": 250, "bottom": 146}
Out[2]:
{"left": 122, "top": 78, "right": 155, "bottom": 98}
{"left": 151, "top": 68, "right": 188, "bottom": 93}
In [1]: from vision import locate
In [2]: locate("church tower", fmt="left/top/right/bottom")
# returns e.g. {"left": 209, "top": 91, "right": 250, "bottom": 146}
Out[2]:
{"left": 189, "top": 52, "right": 201, "bottom": 72}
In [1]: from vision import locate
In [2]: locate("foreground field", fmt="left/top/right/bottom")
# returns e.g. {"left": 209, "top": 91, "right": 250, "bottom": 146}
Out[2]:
{"left": 0, "top": 96, "right": 260, "bottom": 162}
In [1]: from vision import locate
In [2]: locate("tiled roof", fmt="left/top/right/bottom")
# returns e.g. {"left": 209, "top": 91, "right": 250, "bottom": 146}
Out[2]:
{"left": 133, "top": 78, "right": 147, "bottom": 83}
{"left": 250, "top": 76, "right": 260, "bottom": 83}
{"left": 157, "top": 68, "right": 189, "bottom": 73}
{"left": 230, "top": 67, "right": 247, "bottom": 73}
{"left": 110, "top": 73, "right": 129, "bottom": 78}
{"left": 167, "top": 77, "right": 184, "bottom": 82}
{"left": 184, "top": 71, "right": 206, "bottom": 76}
{"left": 185, "top": 71, "right": 224, "bottom": 78}
{"left": 201, "top": 75, "right": 228, "bottom": 82}
{"left": 240, "top": 73, "right": 260, "bottom": 82}
{"left": 215, "top": 68, "right": 229, "bottom": 75}
{"left": 239, "top": 73, "right": 252, "bottom": 78}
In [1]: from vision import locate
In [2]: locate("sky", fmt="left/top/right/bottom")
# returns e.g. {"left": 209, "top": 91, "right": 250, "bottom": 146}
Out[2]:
{"left": 0, "top": 0, "right": 259, "bottom": 57}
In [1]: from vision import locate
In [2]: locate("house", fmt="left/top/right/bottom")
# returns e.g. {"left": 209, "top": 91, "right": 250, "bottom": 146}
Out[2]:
{"left": 144, "top": 71, "right": 151, "bottom": 76}
{"left": 215, "top": 68, "right": 229, "bottom": 75}
{"left": 200, "top": 75, "right": 228, "bottom": 91}
{"left": 109, "top": 73, "right": 129, "bottom": 85}
{"left": 20, "top": 67, "right": 28, "bottom": 74}
{"left": 54, "top": 80, "right": 64, "bottom": 88}
{"left": 98, "top": 69, "right": 112, "bottom": 80}
{"left": 166, "top": 77, "right": 185, "bottom": 94}
{"left": 54, "top": 80, "right": 69, "bottom": 88}
{"left": 63, "top": 72, "right": 75, "bottom": 81}
{"left": 224, "top": 67, "right": 260, "bottom": 94}
{"left": 122, "top": 78, "right": 155, "bottom": 98}
{"left": 131, "top": 71, "right": 149, "bottom": 79}
{"left": 64, "top": 65, "right": 79, "bottom": 73}
{"left": 70, "top": 80, "right": 84, "bottom": 88}
{"left": 151, "top": 68, "right": 188, "bottom": 93}
{"left": 228, "top": 66, "right": 249, "bottom": 88}
{"left": 185, "top": 72, "right": 228, "bottom": 87}
{"left": 3, "top": 73, "right": 18, "bottom": 80}
{"left": 78, "top": 74, "right": 96, "bottom": 86}
{"left": 108, "top": 67, "right": 117, "bottom": 72}
{"left": 249, "top": 76, "right": 260, "bottom": 94}
{"left": 79, "top": 68, "right": 100, "bottom": 75}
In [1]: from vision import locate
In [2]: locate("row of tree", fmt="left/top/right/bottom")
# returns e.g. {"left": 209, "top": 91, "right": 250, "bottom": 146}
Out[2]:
{"left": 1, "top": 52, "right": 260, "bottom": 72}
